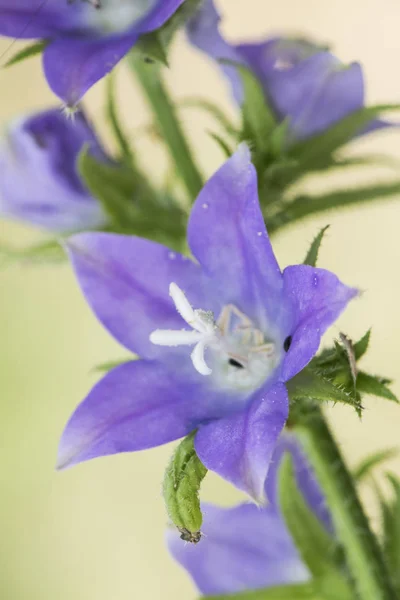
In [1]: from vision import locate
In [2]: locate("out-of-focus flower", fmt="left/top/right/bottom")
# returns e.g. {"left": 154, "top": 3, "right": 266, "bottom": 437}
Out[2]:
{"left": 0, "top": 0, "right": 185, "bottom": 105}
{"left": 167, "top": 434, "right": 332, "bottom": 596}
{"left": 0, "top": 108, "right": 108, "bottom": 232}
{"left": 187, "top": 0, "right": 390, "bottom": 142}
{"left": 58, "top": 144, "right": 356, "bottom": 501}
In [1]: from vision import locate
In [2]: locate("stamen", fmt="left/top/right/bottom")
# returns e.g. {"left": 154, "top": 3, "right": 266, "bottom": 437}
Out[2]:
{"left": 150, "top": 282, "right": 218, "bottom": 376}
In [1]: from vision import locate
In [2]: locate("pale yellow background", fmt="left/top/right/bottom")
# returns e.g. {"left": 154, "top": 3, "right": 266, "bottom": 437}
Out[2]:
{"left": 1, "top": 1, "right": 400, "bottom": 599}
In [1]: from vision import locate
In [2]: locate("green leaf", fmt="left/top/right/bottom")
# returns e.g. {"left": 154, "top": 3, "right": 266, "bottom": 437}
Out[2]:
{"left": 353, "top": 448, "right": 399, "bottom": 483}
{"left": 268, "top": 181, "right": 400, "bottom": 234}
{"left": 4, "top": 41, "right": 47, "bottom": 68}
{"left": 163, "top": 432, "right": 207, "bottom": 540}
{"left": 78, "top": 147, "right": 186, "bottom": 243}
{"left": 287, "top": 368, "right": 362, "bottom": 412}
{"left": 356, "top": 372, "right": 398, "bottom": 402}
{"left": 382, "top": 474, "right": 400, "bottom": 593}
{"left": 0, "top": 239, "right": 65, "bottom": 267}
{"left": 203, "top": 582, "right": 320, "bottom": 600}
{"left": 208, "top": 130, "right": 233, "bottom": 157}
{"left": 135, "top": 31, "right": 169, "bottom": 66}
{"left": 303, "top": 225, "right": 330, "bottom": 267}
{"left": 290, "top": 104, "right": 400, "bottom": 166}
{"left": 222, "top": 60, "right": 275, "bottom": 155}
{"left": 353, "top": 329, "right": 371, "bottom": 360}
{"left": 278, "top": 454, "right": 339, "bottom": 578}
{"left": 105, "top": 73, "right": 134, "bottom": 165}
{"left": 180, "top": 98, "right": 239, "bottom": 138}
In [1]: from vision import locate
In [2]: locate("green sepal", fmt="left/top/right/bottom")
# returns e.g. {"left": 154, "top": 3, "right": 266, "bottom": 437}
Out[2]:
{"left": 163, "top": 431, "right": 207, "bottom": 540}
{"left": 92, "top": 358, "right": 135, "bottom": 374}
{"left": 135, "top": 32, "right": 169, "bottom": 67}
{"left": 208, "top": 130, "right": 234, "bottom": 157}
{"left": 221, "top": 61, "right": 275, "bottom": 157}
{"left": 287, "top": 368, "right": 362, "bottom": 413}
{"left": 303, "top": 225, "right": 330, "bottom": 267}
{"left": 4, "top": 41, "right": 47, "bottom": 68}
{"left": 0, "top": 238, "right": 65, "bottom": 267}
{"left": 78, "top": 148, "right": 186, "bottom": 245}
{"left": 356, "top": 372, "right": 398, "bottom": 402}
{"left": 353, "top": 448, "right": 399, "bottom": 484}
{"left": 353, "top": 329, "right": 371, "bottom": 360}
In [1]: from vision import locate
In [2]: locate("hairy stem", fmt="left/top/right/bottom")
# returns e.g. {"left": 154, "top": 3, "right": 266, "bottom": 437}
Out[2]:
{"left": 127, "top": 52, "right": 203, "bottom": 202}
{"left": 292, "top": 403, "right": 398, "bottom": 600}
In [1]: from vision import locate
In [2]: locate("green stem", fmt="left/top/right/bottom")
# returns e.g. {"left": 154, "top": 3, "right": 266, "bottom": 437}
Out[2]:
{"left": 292, "top": 403, "right": 398, "bottom": 600}
{"left": 127, "top": 52, "right": 203, "bottom": 202}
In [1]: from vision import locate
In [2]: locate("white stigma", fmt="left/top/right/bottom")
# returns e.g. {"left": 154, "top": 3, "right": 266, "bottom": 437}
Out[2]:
{"left": 149, "top": 283, "right": 219, "bottom": 376}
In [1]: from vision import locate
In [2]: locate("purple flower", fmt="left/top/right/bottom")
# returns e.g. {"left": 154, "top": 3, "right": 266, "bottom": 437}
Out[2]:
{"left": 187, "top": 0, "right": 389, "bottom": 142}
{"left": 0, "top": 108, "right": 107, "bottom": 233}
{"left": 0, "top": 0, "right": 185, "bottom": 105}
{"left": 58, "top": 144, "right": 356, "bottom": 501}
{"left": 167, "top": 433, "right": 331, "bottom": 596}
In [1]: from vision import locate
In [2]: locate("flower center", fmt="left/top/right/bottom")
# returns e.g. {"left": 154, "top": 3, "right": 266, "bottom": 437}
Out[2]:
{"left": 82, "top": 0, "right": 156, "bottom": 34}
{"left": 150, "top": 283, "right": 278, "bottom": 390}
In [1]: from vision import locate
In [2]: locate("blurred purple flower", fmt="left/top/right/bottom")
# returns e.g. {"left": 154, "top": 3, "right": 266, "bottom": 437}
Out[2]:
{"left": 0, "top": 0, "right": 185, "bottom": 105}
{"left": 187, "top": 0, "right": 390, "bottom": 142}
{"left": 167, "top": 433, "right": 331, "bottom": 596}
{"left": 58, "top": 144, "right": 356, "bottom": 500}
{"left": 0, "top": 108, "right": 107, "bottom": 232}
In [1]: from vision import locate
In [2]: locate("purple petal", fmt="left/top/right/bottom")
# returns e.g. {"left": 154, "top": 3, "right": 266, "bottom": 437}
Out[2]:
{"left": 66, "top": 232, "right": 214, "bottom": 359}
{"left": 186, "top": 0, "right": 245, "bottom": 103}
{"left": 167, "top": 501, "right": 309, "bottom": 595}
{"left": 0, "top": 1, "right": 87, "bottom": 38}
{"left": 43, "top": 34, "right": 136, "bottom": 105}
{"left": 140, "top": 0, "right": 186, "bottom": 32}
{"left": 281, "top": 265, "right": 358, "bottom": 381}
{"left": 187, "top": 145, "right": 286, "bottom": 332}
{"left": 195, "top": 383, "right": 289, "bottom": 502}
{"left": 266, "top": 433, "right": 333, "bottom": 532}
{"left": 57, "top": 359, "right": 217, "bottom": 469}
{"left": 0, "top": 108, "right": 107, "bottom": 232}
{"left": 264, "top": 56, "right": 364, "bottom": 141}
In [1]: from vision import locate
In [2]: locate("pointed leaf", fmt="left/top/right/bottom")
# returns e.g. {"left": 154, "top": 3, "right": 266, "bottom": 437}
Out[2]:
{"left": 4, "top": 41, "right": 47, "bottom": 68}
{"left": 208, "top": 130, "right": 233, "bottom": 157}
{"left": 354, "top": 448, "right": 399, "bottom": 483}
{"left": 0, "top": 239, "right": 64, "bottom": 267}
{"left": 163, "top": 431, "right": 207, "bottom": 541}
{"left": 92, "top": 358, "right": 134, "bottom": 374}
{"left": 290, "top": 104, "right": 400, "bottom": 166}
{"left": 221, "top": 60, "right": 275, "bottom": 155}
{"left": 278, "top": 454, "right": 338, "bottom": 578}
{"left": 180, "top": 97, "right": 239, "bottom": 138}
{"left": 382, "top": 474, "right": 400, "bottom": 593}
{"left": 356, "top": 372, "right": 398, "bottom": 402}
{"left": 105, "top": 73, "right": 134, "bottom": 165}
{"left": 303, "top": 225, "right": 330, "bottom": 267}
{"left": 136, "top": 31, "right": 169, "bottom": 67}
{"left": 287, "top": 368, "right": 362, "bottom": 413}
{"left": 268, "top": 181, "right": 400, "bottom": 234}
{"left": 354, "top": 329, "right": 371, "bottom": 360}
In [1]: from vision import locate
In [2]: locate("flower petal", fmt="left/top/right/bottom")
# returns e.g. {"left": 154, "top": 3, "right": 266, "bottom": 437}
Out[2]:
{"left": 264, "top": 54, "right": 364, "bottom": 141}
{"left": 0, "top": 108, "right": 107, "bottom": 232}
{"left": 66, "top": 232, "right": 213, "bottom": 359}
{"left": 43, "top": 34, "right": 136, "bottom": 105}
{"left": 57, "top": 359, "right": 217, "bottom": 469}
{"left": 140, "top": 0, "right": 186, "bottom": 32}
{"left": 186, "top": 0, "right": 245, "bottom": 103}
{"left": 194, "top": 383, "right": 289, "bottom": 502}
{"left": 0, "top": 1, "right": 87, "bottom": 38}
{"left": 187, "top": 145, "right": 285, "bottom": 331}
{"left": 167, "top": 501, "right": 309, "bottom": 596}
{"left": 266, "top": 433, "right": 333, "bottom": 533}
{"left": 281, "top": 265, "right": 358, "bottom": 381}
